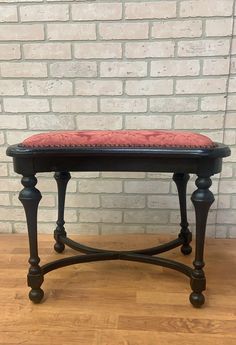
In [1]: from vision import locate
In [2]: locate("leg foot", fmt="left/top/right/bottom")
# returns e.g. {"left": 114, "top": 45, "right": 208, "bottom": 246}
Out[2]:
{"left": 189, "top": 292, "right": 205, "bottom": 308}
{"left": 54, "top": 172, "right": 71, "bottom": 253}
{"left": 190, "top": 175, "right": 214, "bottom": 307}
{"left": 181, "top": 244, "right": 192, "bottom": 255}
{"left": 173, "top": 173, "right": 192, "bottom": 256}
{"left": 54, "top": 241, "right": 65, "bottom": 253}
{"left": 19, "top": 176, "right": 44, "bottom": 303}
{"left": 29, "top": 288, "right": 44, "bottom": 304}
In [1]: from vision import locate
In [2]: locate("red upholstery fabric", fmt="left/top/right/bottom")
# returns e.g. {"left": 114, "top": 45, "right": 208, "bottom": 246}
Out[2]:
{"left": 21, "top": 130, "right": 215, "bottom": 149}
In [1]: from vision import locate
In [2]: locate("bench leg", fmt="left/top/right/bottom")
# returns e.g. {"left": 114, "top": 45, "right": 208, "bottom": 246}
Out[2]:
{"left": 54, "top": 172, "right": 71, "bottom": 253}
{"left": 190, "top": 176, "right": 214, "bottom": 307}
{"left": 19, "top": 176, "right": 44, "bottom": 303}
{"left": 173, "top": 173, "right": 192, "bottom": 255}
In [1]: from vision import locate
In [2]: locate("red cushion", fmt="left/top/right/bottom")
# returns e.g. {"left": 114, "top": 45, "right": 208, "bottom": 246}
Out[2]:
{"left": 21, "top": 130, "right": 215, "bottom": 149}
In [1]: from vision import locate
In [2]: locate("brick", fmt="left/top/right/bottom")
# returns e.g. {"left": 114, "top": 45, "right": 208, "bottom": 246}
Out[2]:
{"left": 0, "top": 164, "right": 7, "bottom": 177}
{"left": 79, "top": 179, "right": 122, "bottom": 194}
{"left": 225, "top": 114, "right": 236, "bottom": 128}
{"left": 227, "top": 96, "right": 236, "bottom": 110}
{"left": 124, "top": 181, "right": 169, "bottom": 194}
{"left": 0, "top": 193, "right": 10, "bottom": 205}
{"left": 175, "top": 114, "right": 224, "bottom": 129}
{"left": 27, "top": 80, "right": 73, "bottom": 96}
{"left": 79, "top": 210, "right": 122, "bottom": 224}
{"left": 176, "top": 78, "right": 227, "bottom": 94}
{"left": 0, "top": 178, "right": 21, "bottom": 192}
{"left": 221, "top": 164, "right": 233, "bottom": 178}
{"left": 66, "top": 194, "right": 100, "bottom": 208}
{"left": 102, "top": 172, "right": 145, "bottom": 179}
{"left": 75, "top": 80, "right": 122, "bottom": 96}
{"left": 125, "top": 115, "right": 172, "bottom": 130}
{"left": 201, "top": 96, "right": 227, "bottom": 111}
{"left": 72, "top": 3, "right": 122, "bottom": 21}
{"left": 0, "top": 80, "right": 24, "bottom": 96}
{"left": 50, "top": 61, "right": 97, "bottom": 78}
{"left": 4, "top": 98, "right": 49, "bottom": 113}
{"left": 0, "top": 6, "right": 17, "bottom": 22}
{"left": 101, "top": 98, "right": 147, "bottom": 113}
{"left": 126, "top": 80, "right": 173, "bottom": 96}
{"left": 101, "top": 195, "right": 145, "bottom": 209}
{"left": 1, "top": 62, "right": 47, "bottom": 77}
{"left": 150, "top": 97, "right": 198, "bottom": 112}
{"left": 74, "top": 43, "right": 122, "bottom": 59}
{"left": 124, "top": 210, "right": 168, "bottom": 224}
{"left": 216, "top": 210, "right": 236, "bottom": 224}
{"left": 47, "top": 23, "right": 96, "bottom": 41}
{"left": 39, "top": 209, "right": 77, "bottom": 223}
{"left": 224, "top": 130, "right": 236, "bottom": 145}
{"left": 0, "top": 207, "right": 26, "bottom": 222}
{"left": 0, "top": 222, "right": 12, "bottom": 233}
{"left": 37, "top": 178, "right": 76, "bottom": 193}
{"left": 203, "top": 58, "right": 230, "bottom": 75}
{"left": 101, "top": 224, "right": 145, "bottom": 234}
{"left": 231, "top": 58, "right": 236, "bottom": 74}
{"left": 151, "top": 60, "right": 200, "bottom": 77}
{"left": 180, "top": 0, "right": 234, "bottom": 17}
{"left": 146, "top": 224, "right": 178, "bottom": 235}
{"left": 52, "top": 98, "right": 97, "bottom": 113}
{"left": 148, "top": 195, "right": 179, "bottom": 209}
{"left": 100, "top": 62, "right": 147, "bottom": 78}
{"left": 20, "top": 4, "right": 69, "bottom": 22}
{"left": 0, "top": 132, "right": 4, "bottom": 145}
{"left": 99, "top": 23, "right": 148, "bottom": 40}
{"left": 152, "top": 20, "right": 202, "bottom": 38}
{"left": 0, "top": 115, "right": 26, "bottom": 129}
{"left": 5, "top": 130, "right": 52, "bottom": 145}
{"left": 0, "top": 24, "right": 44, "bottom": 41}
{"left": 228, "top": 78, "right": 236, "bottom": 93}
{"left": 229, "top": 227, "right": 236, "bottom": 238}
{"left": 23, "top": 43, "right": 71, "bottom": 59}
{"left": 125, "top": 42, "right": 174, "bottom": 58}
{"left": 206, "top": 19, "right": 233, "bottom": 37}
{"left": 178, "top": 39, "right": 230, "bottom": 57}
{"left": 0, "top": 44, "right": 20, "bottom": 60}
{"left": 231, "top": 38, "right": 236, "bottom": 55}
{"left": 125, "top": 2, "right": 176, "bottom": 19}
{"left": 76, "top": 115, "right": 122, "bottom": 130}
{"left": 68, "top": 224, "right": 99, "bottom": 235}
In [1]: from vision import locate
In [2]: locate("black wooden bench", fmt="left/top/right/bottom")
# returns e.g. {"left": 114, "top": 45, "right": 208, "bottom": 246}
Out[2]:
{"left": 6, "top": 130, "right": 230, "bottom": 307}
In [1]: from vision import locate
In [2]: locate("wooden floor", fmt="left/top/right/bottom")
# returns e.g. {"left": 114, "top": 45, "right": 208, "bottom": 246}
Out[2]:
{"left": 0, "top": 234, "right": 236, "bottom": 345}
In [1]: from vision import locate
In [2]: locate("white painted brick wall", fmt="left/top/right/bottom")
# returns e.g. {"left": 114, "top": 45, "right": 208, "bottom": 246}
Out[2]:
{"left": 0, "top": 0, "right": 235, "bottom": 238}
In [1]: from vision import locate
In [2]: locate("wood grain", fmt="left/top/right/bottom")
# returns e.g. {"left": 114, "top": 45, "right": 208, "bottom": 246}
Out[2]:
{"left": 0, "top": 234, "right": 236, "bottom": 345}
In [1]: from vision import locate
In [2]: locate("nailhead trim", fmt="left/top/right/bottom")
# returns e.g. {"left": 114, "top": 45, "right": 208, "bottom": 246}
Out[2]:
{"left": 20, "top": 143, "right": 217, "bottom": 149}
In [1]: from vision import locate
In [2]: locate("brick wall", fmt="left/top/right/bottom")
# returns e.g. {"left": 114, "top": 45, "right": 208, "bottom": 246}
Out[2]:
{"left": 0, "top": 0, "right": 235, "bottom": 238}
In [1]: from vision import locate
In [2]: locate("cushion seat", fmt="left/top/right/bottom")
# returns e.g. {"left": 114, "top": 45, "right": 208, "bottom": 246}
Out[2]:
{"left": 21, "top": 130, "right": 215, "bottom": 149}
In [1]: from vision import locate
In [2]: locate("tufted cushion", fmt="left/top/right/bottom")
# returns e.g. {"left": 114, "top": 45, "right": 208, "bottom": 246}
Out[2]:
{"left": 21, "top": 130, "right": 215, "bottom": 149}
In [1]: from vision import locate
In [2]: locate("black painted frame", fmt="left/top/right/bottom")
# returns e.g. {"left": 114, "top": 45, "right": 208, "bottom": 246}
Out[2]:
{"left": 6, "top": 142, "right": 230, "bottom": 307}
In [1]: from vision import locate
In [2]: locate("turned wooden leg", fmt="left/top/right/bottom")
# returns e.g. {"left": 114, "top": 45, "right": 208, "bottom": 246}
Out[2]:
{"left": 190, "top": 176, "right": 214, "bottom": 307}
{"left": 19, "top": 175, "right": 44, "bottom": 303}
{"left": 173, "top": 173, "right": 192, "bottom": 255}
{"left": 54, "top": 171, "right": 71, "bottom": 253}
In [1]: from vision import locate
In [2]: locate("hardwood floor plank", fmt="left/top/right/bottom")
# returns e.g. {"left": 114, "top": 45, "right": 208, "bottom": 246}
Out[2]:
{"left": 0, "top": 234, "right": 236, "bottom": 345}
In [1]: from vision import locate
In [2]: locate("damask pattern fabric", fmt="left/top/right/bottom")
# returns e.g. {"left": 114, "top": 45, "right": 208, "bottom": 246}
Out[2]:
{"left": 21, "top": 130, "right": 215, "bottom": 149}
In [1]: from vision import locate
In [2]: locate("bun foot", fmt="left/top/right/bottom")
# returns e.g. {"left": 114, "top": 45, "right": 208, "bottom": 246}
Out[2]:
{"left": 189, "top": 292, "right": 205, "bottom": 308}
{"left": 181, "top": 244, "right": 192, "bottom": 255}
{"left": 54, "top": 242, "right": 65, "bottom": 253}
{"left": 29, "top": 288, "right": 44, "bottom": 304}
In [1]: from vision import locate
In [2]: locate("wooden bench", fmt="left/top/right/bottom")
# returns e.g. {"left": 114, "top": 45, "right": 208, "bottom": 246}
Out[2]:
{"left": 6, "top": 130, "right": 230, "bottom": 307}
